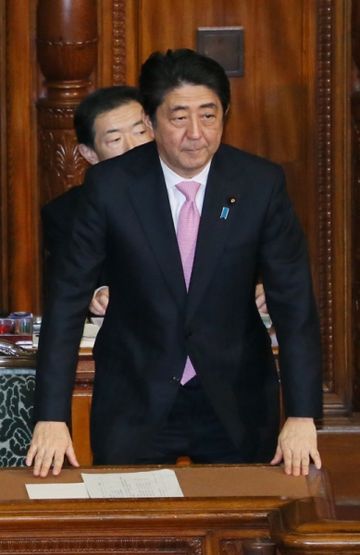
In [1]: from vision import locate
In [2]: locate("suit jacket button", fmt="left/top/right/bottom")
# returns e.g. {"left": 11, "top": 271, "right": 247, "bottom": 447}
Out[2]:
{"left": 185, "top": 330, "right": 193, "bottom": 339}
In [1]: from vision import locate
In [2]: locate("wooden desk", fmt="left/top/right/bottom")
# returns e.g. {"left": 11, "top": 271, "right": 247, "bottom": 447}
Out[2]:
{"left": 72, "top": 352, "right": 94, "bottom": 464}
{"left": 1, "top": 465, "right": 358, "bottom": 555}
{"left": 2, "top": 343, "right": 360, "bottom": 527}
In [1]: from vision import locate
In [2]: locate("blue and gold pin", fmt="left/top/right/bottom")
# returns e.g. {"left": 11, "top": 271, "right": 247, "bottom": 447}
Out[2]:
{"left": 220, "top": 196, "right": 236, "bottom": 220}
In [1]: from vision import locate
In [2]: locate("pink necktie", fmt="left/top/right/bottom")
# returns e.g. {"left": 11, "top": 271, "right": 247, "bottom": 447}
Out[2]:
{"left": 176, "top": 181, "right": 201, "bottom": 384}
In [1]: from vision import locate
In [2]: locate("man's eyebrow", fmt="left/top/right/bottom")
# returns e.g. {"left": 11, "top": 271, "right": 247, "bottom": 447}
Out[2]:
{"left": 170, "top": 102, "right": 218, "bottom": 112}
{"left": 104, "top": 128, "right": 121, "bottom": 136}
{"left": 132, "top": 119, "right": 146, "bottom": 128}
{"left": 104, "top": 119, "right": 145, "bottom": 136}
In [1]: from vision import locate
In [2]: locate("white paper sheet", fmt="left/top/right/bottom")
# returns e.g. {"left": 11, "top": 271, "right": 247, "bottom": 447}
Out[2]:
{"left": 26, "top": 482, "right": 89, "bottom": 499}
{"left": 81, "top": 469, "right": 184, "bottom": 498}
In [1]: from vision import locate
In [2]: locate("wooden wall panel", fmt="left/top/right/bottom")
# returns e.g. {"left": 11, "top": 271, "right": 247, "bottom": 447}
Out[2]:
{"left": 119, "top": 0, "right": 353, "bottom": 416}
{"left": 1, "top": 1, "right": 39, "bottom": 313}
{"left": 127, "top": 0, "right": 320, "bottom": 299}
{"left": 0, "top": 0, "right": 7, "bottom": 308}
{"left": 0, "top": 0, "right": 356, "bottom": 424}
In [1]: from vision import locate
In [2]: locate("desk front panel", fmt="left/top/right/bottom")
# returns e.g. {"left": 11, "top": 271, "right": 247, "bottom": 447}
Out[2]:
{"left": 0, "top": 465, "right": 332, "bottom": 555}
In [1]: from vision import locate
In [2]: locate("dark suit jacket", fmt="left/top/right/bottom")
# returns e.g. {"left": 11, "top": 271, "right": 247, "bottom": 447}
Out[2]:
{"left": 41, "top": 185, "right": 108, "bottom": 296}
{"left": 41, "top": 186, "right": 83, "bottom": 295}
{"left": 42, "top": 185, "right": 83, "bottom": 257}
{"left": 35, "top": 141, "right": 322, "bottom": 464}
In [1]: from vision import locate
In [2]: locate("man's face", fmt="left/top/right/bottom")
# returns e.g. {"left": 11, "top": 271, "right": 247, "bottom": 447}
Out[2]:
{"left": 85, "top": 101, "right": 153, "bottom": 163}
{"left": 148, "top": 84, "right": 224, "bottom": 178}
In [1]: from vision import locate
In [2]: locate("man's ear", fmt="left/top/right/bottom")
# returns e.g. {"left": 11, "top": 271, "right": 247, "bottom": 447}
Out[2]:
{"left": 78, "top": 144, "right": 100, "bottom": 165}
{"left": 144, "top": 114, "right": 154, "bottom": 132}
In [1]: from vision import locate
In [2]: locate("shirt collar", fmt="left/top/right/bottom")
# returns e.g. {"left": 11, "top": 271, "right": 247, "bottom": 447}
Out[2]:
{"left": 159, "top": 158, "right": 211, "bottom": 189}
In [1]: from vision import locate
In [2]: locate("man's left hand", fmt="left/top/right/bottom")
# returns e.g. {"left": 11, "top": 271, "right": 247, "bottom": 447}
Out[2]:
{"left": 270, "top": 417, "right": 321, "bottom": 476}
{"left": 89, "top": 286, "right": 109, "bottom": 315}
{"left": 255, "top": 283, "right": 268, "bottom": 314}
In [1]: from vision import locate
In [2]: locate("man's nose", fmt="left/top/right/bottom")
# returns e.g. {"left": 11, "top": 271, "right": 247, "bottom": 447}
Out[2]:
{"left": 123, "top": 134, "right": 137, "bottom": 151}
{"left": 186, "top": 116, "right": 202, "bottom": 139}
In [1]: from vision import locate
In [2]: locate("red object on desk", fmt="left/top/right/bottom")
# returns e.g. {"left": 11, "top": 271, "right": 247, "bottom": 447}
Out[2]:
{"left": 0, "top": 321, "right": 14, "bottom": 334}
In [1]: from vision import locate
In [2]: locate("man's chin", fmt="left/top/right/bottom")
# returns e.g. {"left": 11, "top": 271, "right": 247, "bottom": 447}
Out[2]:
{"left": 181, "top": 152, "right": 210, "bottom": 171}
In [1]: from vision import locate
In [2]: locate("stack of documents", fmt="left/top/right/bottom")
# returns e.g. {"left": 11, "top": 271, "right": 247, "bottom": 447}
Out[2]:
{"left": 26, "top": 469, "right": 184, "bottom": 499}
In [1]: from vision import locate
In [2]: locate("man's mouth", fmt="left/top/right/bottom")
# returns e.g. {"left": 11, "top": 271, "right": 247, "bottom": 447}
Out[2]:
{"left": 183, "top": 146, "right": 205, "bottom": 153}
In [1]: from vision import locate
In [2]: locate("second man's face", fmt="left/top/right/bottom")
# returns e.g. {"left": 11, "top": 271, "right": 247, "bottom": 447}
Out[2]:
{"left": 148, "top": 84, "right": 224, "bottom": 178}
{"left": 92, "top": 100, "right": 153, "bottom": 162}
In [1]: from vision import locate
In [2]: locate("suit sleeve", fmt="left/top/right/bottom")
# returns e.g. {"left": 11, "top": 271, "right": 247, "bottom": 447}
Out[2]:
{"left": 259, "top": 168, "right": 323, "bottom": 418}
{"left": 35, "top": 176, "right": 107, "bottom": 423}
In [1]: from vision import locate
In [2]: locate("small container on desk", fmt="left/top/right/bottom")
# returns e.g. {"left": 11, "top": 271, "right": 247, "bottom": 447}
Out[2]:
{"left": 0, "top": 318, "right": 15, "bottom": 334}
{"left": 32, "top": 315, "right": 42, "bottom": 348}
{"left": 1, "top": 312, "right": 34, "bottom": 349}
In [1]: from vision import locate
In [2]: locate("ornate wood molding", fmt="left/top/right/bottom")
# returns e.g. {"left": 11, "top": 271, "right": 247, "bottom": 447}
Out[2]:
{"left": 351, "top": 0, "right": 360, "bottom": 412}
{"left": 0, "top": 536, "right": 203, "bottom": 554}
{"left": 111, "top": 0, "right": 127, "bottom": 84}
{"left": 317, "top": 0, "right": 334, "bottom": 394}
{"left": 352, "top": 95, "right": 360, "bottom": 411}
{"left": 316, "top": 0, "right": 353, "bottom": 417}
{"left": 36, "top": 0, "right": 98, "bottom": 204}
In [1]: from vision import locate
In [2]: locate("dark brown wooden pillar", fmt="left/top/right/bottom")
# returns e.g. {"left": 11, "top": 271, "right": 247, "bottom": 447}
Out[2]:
{"left": 36, "top": 0, "right": 98, "bottom": 207}
{"left": 2, "top": 1, "right": 38, "bottom": 313}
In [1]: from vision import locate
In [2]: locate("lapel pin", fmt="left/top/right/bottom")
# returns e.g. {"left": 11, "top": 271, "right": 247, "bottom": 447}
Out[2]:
{"left": 228, "top": 196, "right": 236, "bottom": 205}
{"left": 220, "top": 206, "right": 230, "bottom": 220}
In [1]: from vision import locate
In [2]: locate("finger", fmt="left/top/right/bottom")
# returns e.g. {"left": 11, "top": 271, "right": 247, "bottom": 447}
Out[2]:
{"left": 300, "top": 455, "right": 310, "bottom": 476}
{"left": 33, "top": 450, "right": 53, "bottom": 478}
{"left": 90, "top": 299, "right": 104, "bottom": 315}
{"left": 40, "top": 452, "right": 57, "bottom": 478}
{"left": 255, "top": 294, "right": 266, "bottom": 309}
{"left": 98, "top": 293, "right": 109, "bottom": 310}
{"left": 270, "top": 445, "right": 283, "bottom": 465}
{"left": 290, "top": 451, "right": 302, "bottom": 477}
{"left": 32, "top": 451, "right": 43, "bottom": 477}
{"left": 97, "top": 301, "right": 107, "bottom": 313}
{"left": 25, "top": 443, "right": 37, "bottom": 467}
{"left": 51, "top": 449, "right": 65, "bottom": 476}
{"left": 96, "top": 295, "right": 108, "bottom": 312}
{"left": 282, "top": 447, "right": 294, "bottom": 475}
{"left": 310, "top": 448, "right": 322, "bottom": 469}
{"left": 65, "top": 444, "right": 80, "bottom": 468}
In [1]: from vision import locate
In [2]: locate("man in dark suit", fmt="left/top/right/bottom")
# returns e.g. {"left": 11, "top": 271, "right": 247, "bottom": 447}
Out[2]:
{"left": 27, "top": 49, "right": 322, "bottom": 478}
{"left": 43, "top": 84, "right": 268, "bottom": 317}
{"left": 42, "top": 85, "right": 153, "bottom": 309}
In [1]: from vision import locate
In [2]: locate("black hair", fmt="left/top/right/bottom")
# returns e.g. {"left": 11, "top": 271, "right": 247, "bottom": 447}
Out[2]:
{"left": 74, "top": 86, "right": 143, "bottom": 147}
{"left": 139, "top": 48, "right": 230, "bottom": 122}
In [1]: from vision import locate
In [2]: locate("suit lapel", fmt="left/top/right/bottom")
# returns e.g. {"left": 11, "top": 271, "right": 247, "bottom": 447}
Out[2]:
{"left": 186, "top": 149, "right": 248, "bottom": 322}
{"left": 126, "top": 143, "right": 249, "bottom": 318}
{"left": 126, "top": 153, "right": 187, "bottom": 310}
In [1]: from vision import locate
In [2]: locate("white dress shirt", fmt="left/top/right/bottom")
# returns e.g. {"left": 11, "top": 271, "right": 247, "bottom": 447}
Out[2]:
{"left": 159, "top": 158, "right": 211, "bottom": 231}
{"left": 91, "top": 157, "right": 212, "bottom": 321}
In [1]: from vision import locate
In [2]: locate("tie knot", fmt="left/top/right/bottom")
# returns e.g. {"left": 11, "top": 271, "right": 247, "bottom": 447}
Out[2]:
{"left": 176, "top": 181, "right": 201, "bottom": 202}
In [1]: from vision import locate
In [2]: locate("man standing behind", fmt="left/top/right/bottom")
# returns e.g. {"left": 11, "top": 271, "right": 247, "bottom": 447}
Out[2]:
{"left": 27, "top": 49, "right": 322, "bottom": 477}
{"left": 42, "top": 85, "right": 153, "bottom": 307}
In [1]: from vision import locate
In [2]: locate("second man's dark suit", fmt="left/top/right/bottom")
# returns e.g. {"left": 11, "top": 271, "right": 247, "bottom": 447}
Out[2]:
{"left": 35, "top": 141, "right": 322, "bottom": 464}
{"left": 42, "top": 185, "right": 108, "bottom": 294}
{"left": 42, "top": 185, "right": 83, "bottom": 259}
{"left": 42, "top": 185, "right": 84, "bottom": 297}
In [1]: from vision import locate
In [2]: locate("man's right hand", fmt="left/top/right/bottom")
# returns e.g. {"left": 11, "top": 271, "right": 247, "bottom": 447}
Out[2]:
{"left": 89, "top": 286, "right": 109, "bottom": 315}
{"left": 26, "top": 421, "right": 79, "bottom": 477}
{"left": 255, "top": 283, "right": 268, "bottom": 314}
